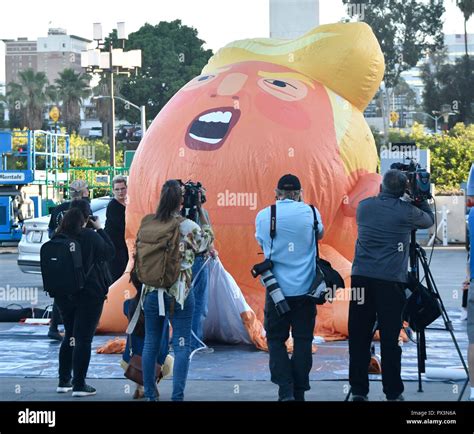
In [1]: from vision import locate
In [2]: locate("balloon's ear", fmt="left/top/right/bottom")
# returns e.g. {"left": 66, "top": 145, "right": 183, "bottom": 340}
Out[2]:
{"left": 204, "top": 22, "right": 385, "bottom": 112}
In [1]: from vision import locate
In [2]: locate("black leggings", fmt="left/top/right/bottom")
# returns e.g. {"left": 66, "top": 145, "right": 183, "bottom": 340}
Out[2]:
{"left": 55, "top": 296, "right": 104, "bottom": 387}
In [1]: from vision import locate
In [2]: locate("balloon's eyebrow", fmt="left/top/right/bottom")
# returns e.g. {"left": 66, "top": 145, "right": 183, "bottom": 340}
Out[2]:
{"left": 257, "top": 71, "right": 314, "bottom": 89}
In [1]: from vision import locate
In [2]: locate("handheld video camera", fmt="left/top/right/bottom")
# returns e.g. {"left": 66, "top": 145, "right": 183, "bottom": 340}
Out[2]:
{"left": 179, "top": 180, "right": 206, "bottom": 222}
{"left": 390, "top": 157, "right": 431, "bottom": 204}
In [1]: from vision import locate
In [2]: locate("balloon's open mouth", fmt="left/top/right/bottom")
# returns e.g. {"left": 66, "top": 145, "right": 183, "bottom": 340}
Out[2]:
{"left": 185, "top": 107, "right": 240, "bottom": 151}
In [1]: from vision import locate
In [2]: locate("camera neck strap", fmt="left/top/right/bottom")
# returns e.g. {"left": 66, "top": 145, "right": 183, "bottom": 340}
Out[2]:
{"left": 268, "top": 204, "right": 319, "bottom": 261}
{"left": 268, "top": 204, "right": 277, "bottom": 260}
{"left": 309, "top": 205, "right": 320, "bottom": 260}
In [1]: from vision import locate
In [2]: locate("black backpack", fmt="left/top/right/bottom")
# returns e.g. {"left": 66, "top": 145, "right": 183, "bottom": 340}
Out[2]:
{"left": 40, "top": 234, "right": 92, "bottom": 297}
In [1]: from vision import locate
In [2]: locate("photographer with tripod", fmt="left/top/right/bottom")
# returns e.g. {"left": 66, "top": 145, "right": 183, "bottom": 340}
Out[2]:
{"left": 349, "top": 169, "right": 434, "bottom": 402}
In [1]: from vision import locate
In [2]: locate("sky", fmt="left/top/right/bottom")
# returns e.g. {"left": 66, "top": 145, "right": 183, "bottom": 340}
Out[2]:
{"left": 1, "top": 0, "right": 473, "bottom": 83}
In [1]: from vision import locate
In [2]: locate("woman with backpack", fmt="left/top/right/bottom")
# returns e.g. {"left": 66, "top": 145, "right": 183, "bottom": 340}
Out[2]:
{"left": 52, "top": 199, "right": 115, "bottom": 397}
{"left": 140, "top": 180, "right": 214, "bottom": 401}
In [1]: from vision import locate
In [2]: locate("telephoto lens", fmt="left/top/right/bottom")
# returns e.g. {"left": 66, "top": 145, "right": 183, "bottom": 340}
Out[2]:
{"left": 260, "top": 270, "right": 290, "bottom": 316}
{"left": 251, "top": 259, "right": 290, "bottom": 316}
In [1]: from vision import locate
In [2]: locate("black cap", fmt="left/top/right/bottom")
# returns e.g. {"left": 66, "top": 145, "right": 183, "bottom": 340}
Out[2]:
{"left": 277, "top": 174, "right": 301, "bottom": 191}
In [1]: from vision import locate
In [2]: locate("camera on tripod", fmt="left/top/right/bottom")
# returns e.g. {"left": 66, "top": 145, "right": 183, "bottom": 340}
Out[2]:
{"left": 390, "top": 157, "right": 431, "bottom": 204}
{"left": 179, "top": 180, "right": 206, "bottom": 222}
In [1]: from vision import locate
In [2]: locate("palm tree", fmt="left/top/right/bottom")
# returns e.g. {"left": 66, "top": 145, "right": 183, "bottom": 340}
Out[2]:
{"left": 457, "top": 0, "right": 474, "bottom": 57}
{"left": 6, "top": 69, "right": 50, "bottom": 130}
{"left": 55, "top": 69, "right": 91, "bottom": 134}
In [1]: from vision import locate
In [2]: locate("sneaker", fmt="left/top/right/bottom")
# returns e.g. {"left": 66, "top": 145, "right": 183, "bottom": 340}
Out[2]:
{"left": 56, "top": 381, "right": 73, "bottom": 393}
{"left": 460, "top": 308, "right": 468, "bottom": 321}
{"left": 386, "top": 394, "right": 405, "bottom": 401}
{"left": 48, "top": 330, "right": 63, "bottom": 342}
{"left": 352, "top": 394, "right": 369, "bottom": 402}
{"left": 72, "top": 384, "right": 96, "bottom": 397}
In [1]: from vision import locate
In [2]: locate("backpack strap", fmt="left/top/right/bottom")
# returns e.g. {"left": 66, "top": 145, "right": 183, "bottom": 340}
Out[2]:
{"left": 309, "top": 205, "right": 320, "bottom": 260}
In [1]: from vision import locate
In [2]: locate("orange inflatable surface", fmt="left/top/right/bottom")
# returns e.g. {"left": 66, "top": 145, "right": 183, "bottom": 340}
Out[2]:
{"left": 98, "top": 22, "right": 385, "bottom": 342}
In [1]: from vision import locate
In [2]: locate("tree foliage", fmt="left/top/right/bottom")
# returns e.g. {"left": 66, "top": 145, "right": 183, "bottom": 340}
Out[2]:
{"left": 386, "top": 123, "right": 474, "bottom": 192}
{"left": 54, "top": 69, "right": 91, "bottom": 134}
{"left": 97, "top": 20, "right": 213, "bottom": 124}
{"left": 421, "top": 53, "right": 474, "bottom": 125}
{"left": 343, "top": 0, "right": 445, "bottom": 88}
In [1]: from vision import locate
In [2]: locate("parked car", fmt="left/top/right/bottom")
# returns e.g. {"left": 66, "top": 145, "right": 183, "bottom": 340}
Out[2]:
{"left": 116, "top": 125, "right": 141, "bottom": 142}
{"left": 17, "top": 197, "right": 112, "bottom": 274}
{"left": 88, "top": 127, "right": 103, "bottom": 139}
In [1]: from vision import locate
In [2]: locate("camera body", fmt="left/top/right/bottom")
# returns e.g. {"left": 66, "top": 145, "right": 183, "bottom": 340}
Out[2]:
{"left": 251, "top": 259, "right": 290, "bottom": 316}
{"left": 179, "top": 180, "right": 206, "bottom": 222}
{"left": 390, "top": 158, "right": 431, "bottom": 204}
{"left": 86, "top": 215, "right": 97, "bottom": 229}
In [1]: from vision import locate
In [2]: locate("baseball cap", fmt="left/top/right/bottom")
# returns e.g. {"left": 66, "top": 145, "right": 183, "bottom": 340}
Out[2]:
{"left": 277, "top": 174, "right": 301, "bottom": 191}
{"left": 70, "top": 180, "right": 88, "bottom": 193}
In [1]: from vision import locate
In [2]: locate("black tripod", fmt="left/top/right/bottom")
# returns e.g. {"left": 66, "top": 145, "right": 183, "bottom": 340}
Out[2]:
{"left": 408, "top": 230, "right": 469, "bottom": 401}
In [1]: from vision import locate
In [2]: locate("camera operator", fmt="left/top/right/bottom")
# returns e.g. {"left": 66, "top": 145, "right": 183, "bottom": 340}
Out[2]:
{"left": 47, "top": 179, "right": 91, "bottom": 342}
{"left": 53, "top": 199, "right": 115, "bottom": 397}
{"left": 255, "top": 174, "right": 324, "bottom": 402}
{"left": 349, "top": 169, "right": 434, "bottom": 402}
{"left": 180, "top": 182, "right": 216, "bottom": 351}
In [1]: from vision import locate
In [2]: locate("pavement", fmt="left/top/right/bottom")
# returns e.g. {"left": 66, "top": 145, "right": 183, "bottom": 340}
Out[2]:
{"left": 0, "top": 246, "right": 472, "bottom": 403}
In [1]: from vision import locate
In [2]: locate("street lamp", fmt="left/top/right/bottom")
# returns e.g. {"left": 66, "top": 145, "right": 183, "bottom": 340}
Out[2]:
{"left": 92, "top": 95, "right": 146, "bottom": 136}
{"left": 81, "top": 22, "right": 142, "bottom": 168}
{"left": 408, "top": 110, "right": 457, "bottom": 134}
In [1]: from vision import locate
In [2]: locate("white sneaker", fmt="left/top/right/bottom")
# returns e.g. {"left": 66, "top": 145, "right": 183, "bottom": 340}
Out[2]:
{"left": 460, "top": 308, "right": 468, "bottom": 321}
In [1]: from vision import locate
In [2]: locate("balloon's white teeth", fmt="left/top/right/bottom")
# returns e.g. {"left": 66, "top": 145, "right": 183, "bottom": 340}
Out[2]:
{"left": 198, "top": 111, "right": 232, "bottom": 123}
{"left": 189, "top": 133, "right": 222, "bottom": 144}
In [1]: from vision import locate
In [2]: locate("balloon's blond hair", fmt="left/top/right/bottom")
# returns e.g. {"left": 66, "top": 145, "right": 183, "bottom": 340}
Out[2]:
{"left": 203, "top": 22, "right": 384, "bottom": 175}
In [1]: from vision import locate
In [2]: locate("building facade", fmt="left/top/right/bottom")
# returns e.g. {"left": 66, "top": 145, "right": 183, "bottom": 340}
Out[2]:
{"left": 4, "top": 28, "right": 90, "bottom": 87}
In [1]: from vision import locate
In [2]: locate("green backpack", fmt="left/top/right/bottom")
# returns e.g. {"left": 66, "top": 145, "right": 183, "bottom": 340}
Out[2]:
{"left": 134, "top": 214, "right": 184, "bottom": 288}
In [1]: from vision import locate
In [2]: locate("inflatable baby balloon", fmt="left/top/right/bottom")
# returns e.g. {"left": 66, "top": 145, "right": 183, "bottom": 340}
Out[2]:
{"left": 98, "top": 22, "right": 385, "bottom": 345}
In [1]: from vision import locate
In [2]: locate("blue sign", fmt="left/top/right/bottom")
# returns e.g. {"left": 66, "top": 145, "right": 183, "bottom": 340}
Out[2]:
{"left": 0, "top": 170, "right": 33, "bottom": 184}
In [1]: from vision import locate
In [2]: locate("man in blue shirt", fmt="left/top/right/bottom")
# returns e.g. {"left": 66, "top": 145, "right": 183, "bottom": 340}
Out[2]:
{"left": 255, "top": 174, "right": 323, "bottom": 401}
{"left": 466, "top": 163, "right": 474, "bottom": 401}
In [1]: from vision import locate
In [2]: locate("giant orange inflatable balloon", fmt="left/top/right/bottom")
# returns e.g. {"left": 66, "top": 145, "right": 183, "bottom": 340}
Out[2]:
{"left": 98, "top": 22, "right": 385, "bottom": 343}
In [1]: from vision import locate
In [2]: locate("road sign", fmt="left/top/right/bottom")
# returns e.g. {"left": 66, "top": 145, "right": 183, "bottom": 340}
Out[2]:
{"left": 124, "top": 150, "right": 136, "bottom": 169}
{"left": 49, "top": 106, "right": 60, "bottom": 122}
{"left": 390, "top": 111, "right": 399, "bottom": 124}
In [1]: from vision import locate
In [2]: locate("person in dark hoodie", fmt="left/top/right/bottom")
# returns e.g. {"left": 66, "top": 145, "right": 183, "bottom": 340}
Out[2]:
{"left": 105, "top": 175, "right": 129, "bottom": 282}
{"left": 53, "top": 199, "right": 115, "bottom": 397}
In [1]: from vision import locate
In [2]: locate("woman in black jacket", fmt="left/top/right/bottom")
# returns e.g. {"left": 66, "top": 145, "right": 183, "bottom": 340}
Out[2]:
{"left": 54, "top": 199, "right": 115, "bottom": 397}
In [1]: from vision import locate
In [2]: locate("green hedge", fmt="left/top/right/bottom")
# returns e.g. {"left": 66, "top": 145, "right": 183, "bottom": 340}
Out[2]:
{"left": 381, "top": 123, "right": 474, "bottom": 194}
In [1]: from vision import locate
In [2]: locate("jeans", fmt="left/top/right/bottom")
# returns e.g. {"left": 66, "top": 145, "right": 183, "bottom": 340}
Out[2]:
{"left": 55, "top": 295, "right": 104, "bottom": 387}
{"left": 264, "top": 294, "right": 316, "bottom": 401}
{"left": 143, "top": 288, "right": 195, "bottom": 401}
{"left": 191, "top": 255, "right": 209, "bottom": 349}
{"left": 122, "top": 299, "right": 169, "bottom": 365}
{"left": 49, "top": 300, "right": 62, "bottom": 332}
{"left": 349, "top": 275, "right": 406, "bottom": 399}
